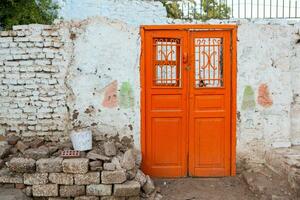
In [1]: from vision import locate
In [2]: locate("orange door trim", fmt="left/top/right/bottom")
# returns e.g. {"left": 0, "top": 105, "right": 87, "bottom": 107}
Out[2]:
{"left": 140, "top": 24, "right": 238, "bottom": 177}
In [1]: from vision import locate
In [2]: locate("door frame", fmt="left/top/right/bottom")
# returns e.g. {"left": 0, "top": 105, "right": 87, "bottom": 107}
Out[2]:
{"left": 140, "top": 24, "right": 238, "bottom": 176}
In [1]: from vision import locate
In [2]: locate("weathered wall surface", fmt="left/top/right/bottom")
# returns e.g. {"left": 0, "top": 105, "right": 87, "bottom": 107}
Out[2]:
{"left": 0, "top": 24, "right": 71, "bottom": 141}
{"left": 1, "top": 0, "right": 300, "bottom": 164}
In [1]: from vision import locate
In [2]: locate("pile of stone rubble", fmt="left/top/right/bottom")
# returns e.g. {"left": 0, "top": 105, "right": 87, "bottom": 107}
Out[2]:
{"left": 0, "top": 134, "right": 162, "bottom": 200}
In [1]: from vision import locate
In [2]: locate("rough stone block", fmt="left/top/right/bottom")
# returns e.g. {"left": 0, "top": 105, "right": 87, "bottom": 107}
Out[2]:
{"left": 0, "top": 168, "right": 23, "bottom": 183}
{"left": 32, "top": 184, "right": 58, "bottom": 197}
{"left": 101, "top": 170, "right": 126, "bottom": 184}
{"left": 74, "top": 172, "right": 100, "bottom": 185}
{"left": 103, "top": 163, "right": 116, "bottom": 171}
{"left": 9, "top": 157, "right": 35, "bottom": 173}
{"left": 24, "top": 173, "right": 48, "bottom": 185}
{"left": 24, "top": 147, "right": 49, "bottom": 160}
{"left": 104, "top": 141, "right": 117, "bottom": 156}
{"left": 49, "top": 173, "right": 73, "bottom": 185}
{"left": 87, "top": 151, "right": 110, "bottom": 161}
{"left": 121, "top": 149, "right": 136, "bottom": 170}
{"left": 0, "top": 141, "right": 11, "bottom": 159}
{"left": 89, "top": 161, "right": 103, "bottom": 171}
{"left": 36, "top": 157, "right": 63, "bottom": 173}
{"left": 60, "top": 185, "right": 86, "bottom": 197}
{"left": 62, "top": 158, "right": 89, "bottom": 174}
{"left": 15, "top": 141, "right": 29, "bottom": 153}
{"left": 114, "top": 181, "right": 140, "bottom": 197}
{"left": 142, "top": 175, "right": 155, "bottom": 195}
{"left": 86, "top": 184, "right": 112, "bottom": 196}
{"left": 74, "top": 196, "right": 99, "bottom": 200}
{"left": 134, "top": 169, "right": 147, "bottom": 186}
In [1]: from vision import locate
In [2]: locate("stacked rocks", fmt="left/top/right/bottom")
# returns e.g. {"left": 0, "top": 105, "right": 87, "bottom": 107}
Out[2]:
{"left": 0, "top": 135, "right": 162, "bottom": 200}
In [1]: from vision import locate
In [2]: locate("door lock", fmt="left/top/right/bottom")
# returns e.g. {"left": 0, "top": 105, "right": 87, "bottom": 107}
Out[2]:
{"left": 185, "top": 66, "right": 191, "bottom": 71}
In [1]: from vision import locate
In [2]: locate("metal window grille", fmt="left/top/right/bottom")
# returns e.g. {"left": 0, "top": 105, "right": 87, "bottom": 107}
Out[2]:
{"left": 166, "top": 0, "right": 300, "bottom": 19}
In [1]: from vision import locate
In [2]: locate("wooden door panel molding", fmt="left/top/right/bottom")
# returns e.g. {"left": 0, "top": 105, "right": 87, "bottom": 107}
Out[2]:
{"left": 142, "top": 30, "right": 188, "bottom": 177}
{"left": 140, "top": 25, "right": 237, "bottom": 178}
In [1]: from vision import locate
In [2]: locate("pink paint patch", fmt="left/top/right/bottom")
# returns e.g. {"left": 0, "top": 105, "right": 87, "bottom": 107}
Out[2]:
{"left": 258, "top": 83, "right": 273, "bottom": 107}
{"left": 102, "top": 80, "right": 118, "bottom": 108}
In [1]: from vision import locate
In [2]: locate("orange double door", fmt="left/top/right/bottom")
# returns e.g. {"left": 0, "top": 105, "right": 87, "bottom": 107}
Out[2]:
{"left": 141, "top": 25, "right": 237, "bottom": 177}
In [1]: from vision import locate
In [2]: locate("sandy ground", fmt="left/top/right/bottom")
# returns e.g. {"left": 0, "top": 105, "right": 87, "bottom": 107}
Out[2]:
{"left": 154, "top": 175, "right": 259, "bottom": 200}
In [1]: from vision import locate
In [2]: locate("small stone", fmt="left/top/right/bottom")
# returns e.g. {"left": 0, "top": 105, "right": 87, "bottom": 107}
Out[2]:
{"left": 24, "top": 186, "right": 32, "bottom": 196}
{"left": 135, "top": 169, "right": 147, "bottom": 186}
{"left": 0, "top": 168, "right": 23, "bottom": 183}
{"left": 86, "top": 184, "right": 112, "bottom": 196}
{"left": 103, "top": 163, "right": 116, "bottom": 171}
{"left": 7, "top": 136, "right": 20, "bottom": 145}
{"left": 62, "top": 158, "right": 89, "bottom": 174}
{"left": 89, "top": 160, "right": 103, "bottom": 171}
{"left": 32, "top": 184, "right": 58, "bottom": 197}
{"left": 0, "top": 141, "right": 11, "bottom": 159}
{"left": 15, "top": 141, "right": 29, "bottom": 153}
{"left": 15, "top": 183, "right": 26, "bottom": 189}
{"left": 49, "top": 173, "right": 73, "bottom": 185}
{"left": 36, "top": 157, "right": 63, "bottom": 173}
{"left": 121, "top": 149, "right": 136, "bottom": 170}
{"left": 24, "top": 146, "right": 50, "bottom": 160}
{"left": 111, "top": 157, "right": 122, "bottom": 170}
{"left": 29, "top": 139, "right": 44, "bottom": 148}
{"left": 142, "top": 175, "right": 155, "bottom": 195}
{"left": 9, "top": 157, "right": 35, "bottom": 173}
{"left": 126, "top": 168, "right": 137, "bottom": 180}
{"left": 87, "top": 151, "right": 110, "bottom": 161}
{"left": 24, "top": 173, "right": 48, "bottom": 185}
{"left": 74, "top": 196, "right": 99, "bottom": 200}
{"left": 101, "top": 170, "right": 126, "bottom": 184}
{"left": 104, "top": 141, "right": 117, "bottom": 156}
{"left": 114, "top": 181, "right": 140, "bottom": 197}
{"left": 0, "top": 159, "right": 4, "bottom": 169}
{"left": 60, "top": 185, "right": 85, "bottom": 197}
{"left": 74, "top": 172, "right": 100, "bottom": 185}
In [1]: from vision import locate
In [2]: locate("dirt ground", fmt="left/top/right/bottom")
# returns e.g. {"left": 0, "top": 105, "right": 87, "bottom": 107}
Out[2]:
{"left": 154, "top": 175, "right": 259, "bottom": 200}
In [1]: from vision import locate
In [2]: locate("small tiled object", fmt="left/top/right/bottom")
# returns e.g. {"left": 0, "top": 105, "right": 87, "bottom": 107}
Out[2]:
{"left": 61, "top": 150, "right": 80, "bottom": 158}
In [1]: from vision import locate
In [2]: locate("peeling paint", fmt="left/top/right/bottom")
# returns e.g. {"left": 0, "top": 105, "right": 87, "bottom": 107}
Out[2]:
{"left": 102, "top": 80, "right": 118, "bottom": 108}
{"left": 241, "top": 85, "right": 256, "bottom": 110}
{"left": 258, "top": 83, "right": 273, "bottom": 107}
{"left": 119, "top": 81, "right": 134, "bottom": 109}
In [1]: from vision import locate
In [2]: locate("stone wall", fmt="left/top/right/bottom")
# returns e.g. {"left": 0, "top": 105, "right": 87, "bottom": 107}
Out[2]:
{"left": 0, "top": 136, "right": 159, "bottom": 199}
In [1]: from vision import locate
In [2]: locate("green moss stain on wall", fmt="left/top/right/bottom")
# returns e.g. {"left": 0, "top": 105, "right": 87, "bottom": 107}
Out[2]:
{"left": 119, "top": 82, "right": 134, "bottom": 109}
{"left": 242, "top": 85, "right": 256, "bottom": 110}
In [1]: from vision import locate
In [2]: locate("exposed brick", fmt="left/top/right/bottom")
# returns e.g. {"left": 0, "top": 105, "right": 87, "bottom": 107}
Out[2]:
{"left": 86, "top": 184, "right": 112, "bottom": 196}
{"left": 101, "top": 170, "right": 126, "bottom": 184}
{"left": 24, "top": 173, "right": 48, "bottom": 185}
{"left": 8, "top": 157, "right": 35, "bottom": 173}
{"left": 113, "top": 181, "right": 140, "bottom": 197}
{"left": 36, "top": 157, "right": 63, "bottom": 173}
{"left": 60, "top": 185, "right": 85, "bottom": 197}
{"left": 62, "top": 158, "right": 89, "bottom": 174}
{"left": 32, "top": 184, "right": 58, "bottom": 197}
{"left": 49, "top": 173, "right": 73, "bottom": 185}
{"left": 74, "top": 172, "right": 100, "bottom": 185}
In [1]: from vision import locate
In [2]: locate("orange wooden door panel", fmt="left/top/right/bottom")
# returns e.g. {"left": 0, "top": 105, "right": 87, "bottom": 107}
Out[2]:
{"left": 142, "top": 30, "right": 188, "bottom": 177}
{"left": 188, "top": 31, "right": 231, "bottom": 176}
{"left": 141, "top": 26, "right": 236, "bottom": 178}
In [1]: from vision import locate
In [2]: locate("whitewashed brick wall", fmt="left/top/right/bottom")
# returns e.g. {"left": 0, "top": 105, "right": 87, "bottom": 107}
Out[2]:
{"left": 0, "top": 24, "right": 70, "bottom": 141}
